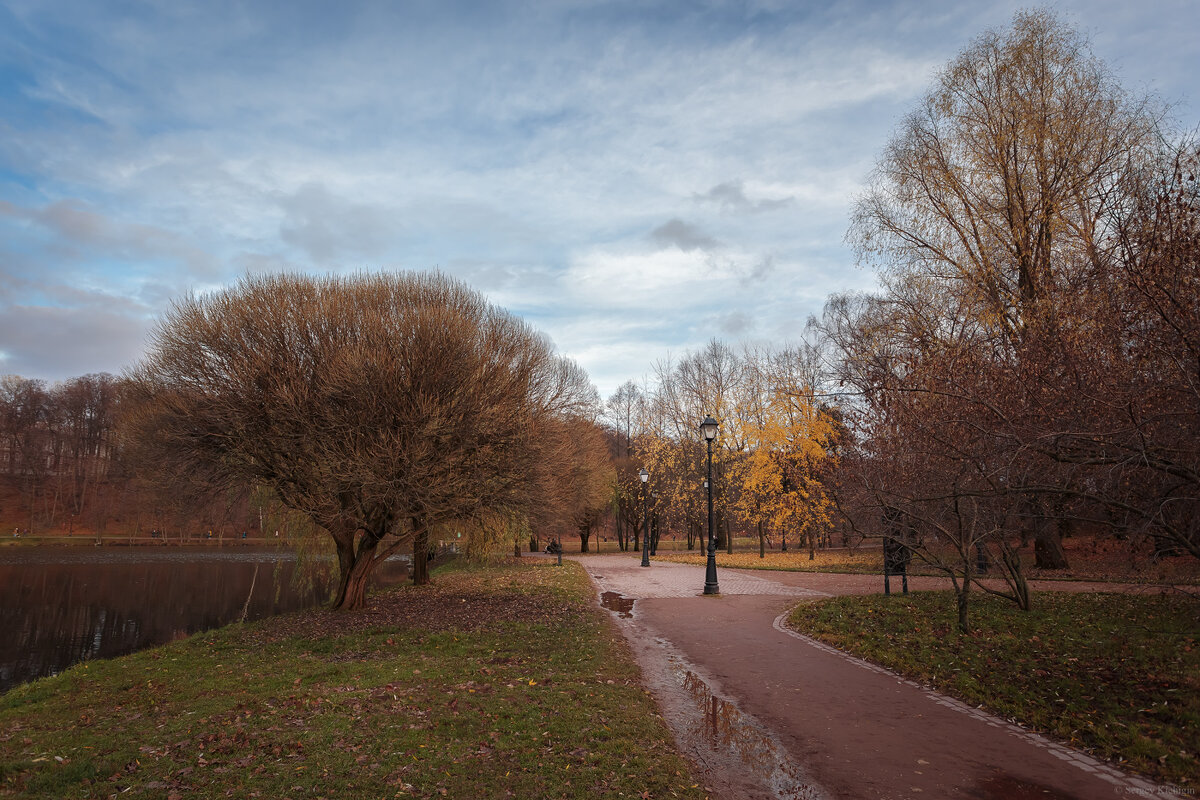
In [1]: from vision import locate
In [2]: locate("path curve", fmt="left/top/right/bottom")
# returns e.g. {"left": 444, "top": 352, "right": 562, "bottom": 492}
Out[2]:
{"left": 571, "top": 553, "right": 1176, "bottom": 800}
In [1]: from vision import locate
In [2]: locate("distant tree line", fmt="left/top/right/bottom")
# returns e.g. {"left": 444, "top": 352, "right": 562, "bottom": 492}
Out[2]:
{"left": 1, "top": 372, "right": 122, "bottom": 536}
{"left": 0, "top": 372, "right": 298, "bottom": 542}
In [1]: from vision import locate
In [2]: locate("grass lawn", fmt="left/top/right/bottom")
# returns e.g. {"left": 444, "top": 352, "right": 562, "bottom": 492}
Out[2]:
{"left": 787, "top": 590, "right": 1199, "bottom": 787}
{"left": 652, "top": 545, "right": 1200, "bottom": 585}
{"left": 0, "top": 559, "right": 708, "bottom": 800}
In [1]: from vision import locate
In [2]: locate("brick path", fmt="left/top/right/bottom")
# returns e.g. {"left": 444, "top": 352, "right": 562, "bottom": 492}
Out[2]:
{"left": 572, "top": 554, "right": 1179, "bottom": 800}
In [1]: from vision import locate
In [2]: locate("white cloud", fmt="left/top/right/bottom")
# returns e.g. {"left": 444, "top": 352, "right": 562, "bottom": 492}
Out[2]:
{"left": 564, "top": 245, "right": 769, "bottom": 312}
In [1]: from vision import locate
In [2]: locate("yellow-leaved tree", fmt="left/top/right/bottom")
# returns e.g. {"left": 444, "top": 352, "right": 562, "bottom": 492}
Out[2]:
{"left": 738, "top": 379, "right": 837, "bottom": 559}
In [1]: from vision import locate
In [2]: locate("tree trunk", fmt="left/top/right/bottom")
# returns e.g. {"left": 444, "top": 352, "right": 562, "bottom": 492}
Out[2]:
{"left": 412, "top": 526, "right": 431, "bottom": 585}
{"left": 579, "top": 524, "right": 591, "bottom": 553}
{"left": 1033, "top": 519, "right": 1069, "bottom": 569}
{"left": 808, "top": 529, "right": 816, "bottom": 560}
{"left": 956, "top": 581, "right": 971, "bottom": 634}
{"left": 337, "top": 549, "right": 376, "bottom": 610}
{"left": 330, "top": 534, "right": 355, "bottom": 607}
{"left": 758, "top": 520, "right": 766, "bottom": 558}
{"left": 331, "top": 525, "right": 374, "bottom": 611}
{"left": 998, "top": 540, "right": 1032, "bottom": 611}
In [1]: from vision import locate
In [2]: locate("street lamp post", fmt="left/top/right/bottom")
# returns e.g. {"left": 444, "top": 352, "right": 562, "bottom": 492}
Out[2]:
{"left": 701, "top": 415, "right": 720, "bottom": 595}
{"left": 639, "top": 468, "right": 650, "bottom": 567}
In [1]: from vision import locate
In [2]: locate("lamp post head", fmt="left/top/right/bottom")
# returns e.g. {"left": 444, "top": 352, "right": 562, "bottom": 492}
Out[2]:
{"left": 700, "top": 416, "right": 719, "bottom": 442}
{"left": 639, "top": 467, "right": 649, "bottom": 483}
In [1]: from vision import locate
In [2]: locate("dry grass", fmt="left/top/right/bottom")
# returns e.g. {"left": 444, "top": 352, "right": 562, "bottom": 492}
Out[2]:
{"left": 654, "top": 549, "right": 883, "bottom": 574}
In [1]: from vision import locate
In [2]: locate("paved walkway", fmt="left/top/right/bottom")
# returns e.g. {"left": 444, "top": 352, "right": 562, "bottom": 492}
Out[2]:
{"left": 571, "top": 554, "right": 1176, "bottom": 800}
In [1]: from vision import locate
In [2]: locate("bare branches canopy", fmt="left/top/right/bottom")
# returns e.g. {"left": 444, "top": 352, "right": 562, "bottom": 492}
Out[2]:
{"left": 126, "top": 271, "right": 599, "bottom": 609}
{"left": 827, "top": 9, "right": 1198, "bottom": 630}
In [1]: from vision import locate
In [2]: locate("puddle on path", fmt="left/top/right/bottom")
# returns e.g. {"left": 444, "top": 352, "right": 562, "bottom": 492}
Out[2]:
{"left": 600, "top": 591, "right": 635, "bottom": 618}
{"left": 668, "top": 654, "right": 828, "bottom": 800}
{"left": 590, "top": 571, "right": 827, "bottom": 799}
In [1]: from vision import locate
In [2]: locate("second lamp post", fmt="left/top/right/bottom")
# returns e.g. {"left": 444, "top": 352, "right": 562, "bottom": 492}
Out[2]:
{"left": 701, "top": 415, "right": 720, "bottom": 594}
{"left": 639, "top": 467, "right": 651, "bottom": 567}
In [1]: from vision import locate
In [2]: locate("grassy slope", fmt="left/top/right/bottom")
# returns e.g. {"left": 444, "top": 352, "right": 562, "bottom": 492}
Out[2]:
{"left": 787, "top": 590, "right": 1199, "bottom": 787}
{"left": 0, "top": 559, "right": 707, "bottom": 800}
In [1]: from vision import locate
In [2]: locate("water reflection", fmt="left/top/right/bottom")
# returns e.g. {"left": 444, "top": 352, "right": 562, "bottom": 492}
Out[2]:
{"left": 674, "top": 665, "right": 826, "bottom": 799}
{"left": 600, "top": 591, "right": 635, "bottom": 618}
{"left": 0, "top": 547, "right": 408, "bottom": 692}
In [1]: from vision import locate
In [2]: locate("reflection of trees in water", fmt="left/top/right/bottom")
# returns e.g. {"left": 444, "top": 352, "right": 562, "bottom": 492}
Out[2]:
{"left": 0, "top": 552, "right": 407, "bottom": 692}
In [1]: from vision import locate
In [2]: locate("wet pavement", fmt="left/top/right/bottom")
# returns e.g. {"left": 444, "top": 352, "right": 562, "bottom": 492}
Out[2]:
{"left": 571, "top": 554, "right": 1176, "bottom": 800}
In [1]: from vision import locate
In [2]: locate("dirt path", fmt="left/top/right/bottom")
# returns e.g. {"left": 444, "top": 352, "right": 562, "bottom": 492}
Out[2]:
{"left": 572, "top": 554, "right": 1174, "bottom": 800}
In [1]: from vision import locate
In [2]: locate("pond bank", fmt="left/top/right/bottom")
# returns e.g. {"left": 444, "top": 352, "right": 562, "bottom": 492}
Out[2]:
{"left": 0, "top": 547, "right": 408, "bottom": 692}
{"left": 0, "top": 560, "right": 708, "bottom": 800}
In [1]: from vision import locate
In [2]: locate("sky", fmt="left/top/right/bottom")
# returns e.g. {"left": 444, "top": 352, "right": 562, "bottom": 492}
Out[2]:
{"left": 1, "top": 0, "right": 1197, "bottom": 400}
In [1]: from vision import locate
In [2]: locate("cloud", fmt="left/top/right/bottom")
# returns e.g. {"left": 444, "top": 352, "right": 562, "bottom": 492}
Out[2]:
{"left": 649, "top": 218, "right": 720, "bottom": 252}
{"left": 714, "top": 310, "right": 754, "bottom": 336}
{"left": 0, "top": 299, "right": 150, "bottom": 380}
{"left": 742, "top": 255, "right": 775, "bottom": 285}
{"left": 277, "top": 182, "right": 397, "bottom": 265}
{"left": 567, "top": 243, "right": 787, "bottom": 306}
{"left": 565, "top": 247, "right": 710, "bottom": 311}
{"left": 694, "top": 180, "right": 793, "bottom": 214}
{"left": 531, "top": 312, "right": 688, "bottom": 400}
{"left": 0, "top": 198, "right": 219, "bottom": 279}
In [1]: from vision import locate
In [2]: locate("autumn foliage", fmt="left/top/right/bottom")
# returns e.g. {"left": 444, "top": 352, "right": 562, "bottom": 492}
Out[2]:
{"left": 605, "top": 342, "right": 841, "bottom": 558}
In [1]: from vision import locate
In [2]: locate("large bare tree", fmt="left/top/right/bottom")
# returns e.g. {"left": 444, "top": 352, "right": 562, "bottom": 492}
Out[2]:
{"left": 851, "top": 9, "right": 1157, "bottom": 337}
{"left": 841, "top": 9, "right": 1168, "bottom": 578}
{"left": 125, "top": 271, "right": 596, "bottom": 610}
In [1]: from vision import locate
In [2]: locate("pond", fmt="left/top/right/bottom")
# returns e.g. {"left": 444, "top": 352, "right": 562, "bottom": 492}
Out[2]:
{"left": 0, "top": 547, "right": 409, "bottom": 693}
